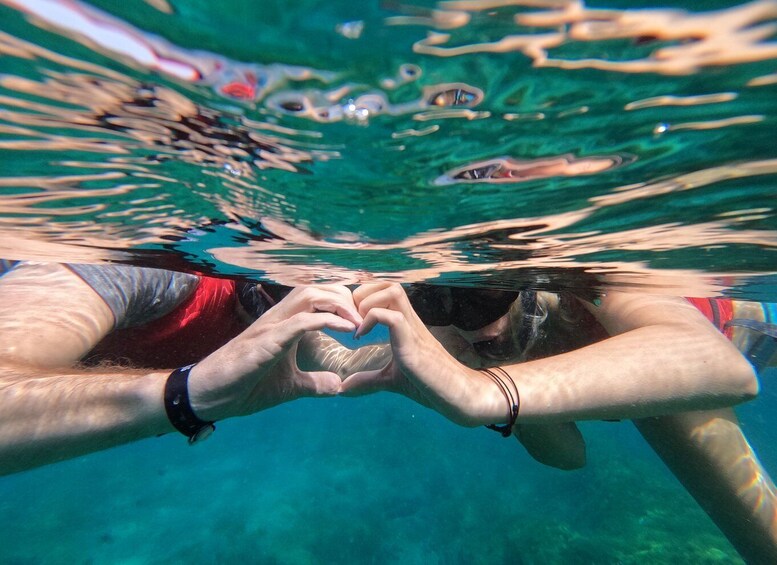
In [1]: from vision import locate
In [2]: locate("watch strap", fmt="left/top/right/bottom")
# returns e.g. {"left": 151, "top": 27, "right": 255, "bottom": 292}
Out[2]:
{"left": 164, "top": 364, "right": 215, "bottom": 443}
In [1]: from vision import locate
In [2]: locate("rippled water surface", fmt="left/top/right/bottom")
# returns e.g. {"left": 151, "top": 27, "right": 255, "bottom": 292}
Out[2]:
{"left": 1, "top": 0, "right": 776, "bottom": 297}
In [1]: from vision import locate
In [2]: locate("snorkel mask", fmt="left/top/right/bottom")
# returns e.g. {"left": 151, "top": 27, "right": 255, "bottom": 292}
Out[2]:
{"left": 407, "top": 284, "right": 541, "bottom": 361}
{"left": 406, "top": 284, "right": 520, "bottom": 331}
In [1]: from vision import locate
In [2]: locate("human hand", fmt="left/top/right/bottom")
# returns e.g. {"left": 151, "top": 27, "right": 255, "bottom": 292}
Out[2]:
{"left": 427, "top": 325, "right": 484, "bottom": 368}
{"left": 187, "top": 285, "right": 362, "bottom": 421}
{"left": 340, "top": 283, "right": 507, "bottom": 427}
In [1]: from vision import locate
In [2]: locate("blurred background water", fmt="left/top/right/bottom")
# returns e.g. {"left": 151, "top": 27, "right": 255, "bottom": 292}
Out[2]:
{"left": 1, "top": 0, "right": 776, "bottom": 563}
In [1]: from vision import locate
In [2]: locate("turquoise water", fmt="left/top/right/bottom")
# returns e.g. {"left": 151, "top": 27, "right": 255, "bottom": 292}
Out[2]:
{"left": 1, "top": 399, "right": 767, "bottom": 564}
{"left": 0, "top": 0, "right": 775, "bottom": 297}
{"left": 1, "top": 0, "right": 777, "bottom": 563}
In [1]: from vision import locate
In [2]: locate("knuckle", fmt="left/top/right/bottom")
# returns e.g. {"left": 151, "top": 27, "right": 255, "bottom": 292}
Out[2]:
{"left": 387, "top": 283, "right": 404, "bottom": 299}
{"left": 297, "top": 286, "right": 317, "bottom": 300}
{"left": 286, "top": 311, "right": 307, "bottom": 329}
{"left": 329, "top": 284, "right": 350, "bottom": 297}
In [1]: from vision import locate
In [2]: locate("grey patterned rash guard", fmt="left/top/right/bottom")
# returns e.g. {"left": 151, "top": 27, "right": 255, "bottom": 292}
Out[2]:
{"left": 67, "top": 264, "right": 199, "bottom": 330}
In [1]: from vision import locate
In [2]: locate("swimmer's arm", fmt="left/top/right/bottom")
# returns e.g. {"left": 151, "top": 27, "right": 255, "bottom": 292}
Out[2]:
{"left": 0, "top": 263, "right": 116, "bottom": 368}
{"left": 347, "top": 284, "right": 758, "bottom": 425}
{"left": 0, "top": 281, "right": 360, "bottom": 475}
{"left": 0, "top": 366, "right": 172, "bottom": 476}
{"left": 501, "top": 293, "right": 758, "bottom": 423}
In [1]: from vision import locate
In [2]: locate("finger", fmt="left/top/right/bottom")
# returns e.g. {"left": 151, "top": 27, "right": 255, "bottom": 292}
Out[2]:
{"left": 285, "top": 287, "right": 363, "bottom": 327}
{"left": 291, "top": 284, "right": 355, "bottom": 306}
{"left": 355, "top": 285, "right": 414, "bottom": 322}
{"left": 354, "top": 307, "right": 409, "bottom": 340}
{"left": 296, "top": 370, "right": 342, "bottom": 397}
{"left": 340, "top": 369, "right": 390, "bottom": 396}
{"left": 275, "top": 311, "right": 358, "bottom": 346}
{"left": 309, "top": 296, "right": 363, "bottom": 327}
{"left": 352, "top": 282, "right": 395, "bottom": 307}
{"left": 315, "top": 284, "right": 355, "bottom": 302}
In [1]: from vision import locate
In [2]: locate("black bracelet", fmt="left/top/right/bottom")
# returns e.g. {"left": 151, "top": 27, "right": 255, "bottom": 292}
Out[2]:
{"left": 164, "top": 364, "right": 216, "bottom": 444}
{"left": 481, "top": 367, "right": 520, "bottom": 437}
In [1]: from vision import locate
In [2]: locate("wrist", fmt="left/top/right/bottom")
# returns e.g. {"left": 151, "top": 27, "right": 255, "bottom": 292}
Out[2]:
{"left": 138, "top": 371, "right": 177, "bottom": 434}
{"left": 446, "top": 366, "right": 510, "bottom": 427}
{"left": 474, "top": 366, "right": 517, "bottom": 426}
{"left": 479, "top": 366, "right": 520, "bottom": 437}
{"left": 164, "top": 365, "right": 216, "bottom": 444}
{"left": 185, "top": 362, "right": 239, "bottom": 422}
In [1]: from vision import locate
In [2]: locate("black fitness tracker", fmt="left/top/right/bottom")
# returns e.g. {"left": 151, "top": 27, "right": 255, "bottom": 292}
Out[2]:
{"left": 164, "top": 364, "right": 216, "bottom": 445}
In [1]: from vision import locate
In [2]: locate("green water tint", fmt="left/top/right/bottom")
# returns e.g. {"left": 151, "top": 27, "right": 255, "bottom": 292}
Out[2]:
{"left": 0, "top": 0, "right": 775, "bottom": 299}
{"left": 2, "top": 3, "right": 773, "bottom": 563}
{"left": 0, "top": 397, "right": 750, "bottom": 564}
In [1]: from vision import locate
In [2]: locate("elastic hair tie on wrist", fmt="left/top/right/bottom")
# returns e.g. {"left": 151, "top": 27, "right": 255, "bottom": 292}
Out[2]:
{"left": 480, "top": 366, "right": 520, "bottom": 437}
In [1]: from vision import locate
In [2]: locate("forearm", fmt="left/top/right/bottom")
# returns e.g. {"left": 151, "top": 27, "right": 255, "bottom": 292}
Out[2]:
{"left": 0, "top": 366, "right": 172, "bottom": 476}
{"left": 505, "top": 323, "right": 758, "bottom": 423}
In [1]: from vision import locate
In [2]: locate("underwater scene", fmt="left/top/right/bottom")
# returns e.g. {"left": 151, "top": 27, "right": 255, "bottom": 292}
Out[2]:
{"left": 0, "top": 0, "right": 776, "bottom": 563}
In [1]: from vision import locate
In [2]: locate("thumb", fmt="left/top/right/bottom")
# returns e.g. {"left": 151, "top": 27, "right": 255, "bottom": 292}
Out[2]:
{"left": 296, "top": 370, "right": 342, "bottom": 397}
{"left": 339, "top": 369, "right": 389, "bottom": 397}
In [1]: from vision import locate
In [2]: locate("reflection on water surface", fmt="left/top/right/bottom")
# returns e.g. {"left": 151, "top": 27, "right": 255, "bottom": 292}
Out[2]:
{"left": 0, "top": 0, "right": 775, "bottom": 298}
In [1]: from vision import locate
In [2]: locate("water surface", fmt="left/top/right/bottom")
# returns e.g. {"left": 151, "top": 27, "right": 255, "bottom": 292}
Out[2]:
{"left": 0, "top": 0, "right": 775, "bottom": 298}
{"left": 1, "top": 1, "right": 776, "bottom": 564}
